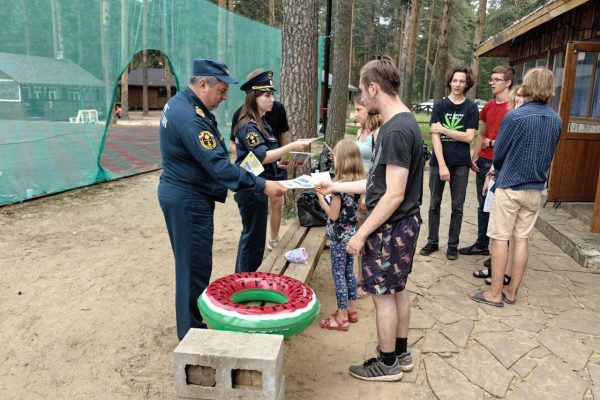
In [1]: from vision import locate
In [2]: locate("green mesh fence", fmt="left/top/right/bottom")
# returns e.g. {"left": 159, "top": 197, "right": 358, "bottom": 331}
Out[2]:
{"left": 0, "top": 0, "right": 322, "bottom": 205}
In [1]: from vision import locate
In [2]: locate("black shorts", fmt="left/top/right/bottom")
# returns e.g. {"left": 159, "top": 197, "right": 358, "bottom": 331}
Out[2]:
{"left": 362, "top": 213, "right": 420, "bottom": 295}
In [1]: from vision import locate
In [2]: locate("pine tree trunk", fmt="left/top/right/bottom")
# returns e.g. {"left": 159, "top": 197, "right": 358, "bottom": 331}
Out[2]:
{"left": 325, "top": 0, "right": 353, "bottom": 148}
{"left": 399, "top": 3, "right": 411, "bottom": 98}
{"left": 422, "top": 0, "right": 435, "bottom": 101}
{"left": 51, "top": 0, "right": 64, "bottom": 59}
{"left": 403, "top": 0, "right": 420, "bottom": 107}
{"left": 121, "top": 70, "right": 129, "bottom": 119}
{"left": 365, "top": 4, "right": 375, "bottom": 61}
{"left": 281, "top": 0, "right": 319, "bottom": 215}
{"left": 142, "top": 0, "right": 149, "bottom": 116}
{"left": 218, "top": 0, "right": 226, "bottom": 61}
{"left": 21, "top": 1, "right": 31, "bottom": 54}
{"left": 120, "top": 0, "right": 129, "bottom": 119}
{"left": 100, "top": 1, "right": 114, "bottom": 122}
{"left": 164, "top": 55, "right": 173, "bottom": 99}
{"left": 469, "top": 0, "right": 487, "bottom": 100}
{"left": 269, "top": 0, "right": 275, "bottom": 25}
{"left": 433, "top": 0, "right": 451, "bottom": 100}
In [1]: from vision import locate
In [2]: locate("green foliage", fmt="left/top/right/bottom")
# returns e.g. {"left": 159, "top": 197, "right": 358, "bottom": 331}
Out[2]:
{"left": 345, "top": 126, "right": 359, "bottom": 136}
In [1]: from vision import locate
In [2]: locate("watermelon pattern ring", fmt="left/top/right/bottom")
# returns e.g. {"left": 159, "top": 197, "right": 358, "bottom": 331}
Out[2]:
{"left": 198, "top": 272, "right": 320, "bottom": 337}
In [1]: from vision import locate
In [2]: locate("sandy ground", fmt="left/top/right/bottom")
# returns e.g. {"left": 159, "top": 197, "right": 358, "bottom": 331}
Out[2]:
{"left": 1, "top": 171, "right": 401, "bottom": 400}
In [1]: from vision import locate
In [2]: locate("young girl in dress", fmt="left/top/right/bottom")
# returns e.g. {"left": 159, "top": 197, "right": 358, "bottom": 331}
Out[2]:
{"left": 316, "top": 139, "right": 365, "bottom": 331}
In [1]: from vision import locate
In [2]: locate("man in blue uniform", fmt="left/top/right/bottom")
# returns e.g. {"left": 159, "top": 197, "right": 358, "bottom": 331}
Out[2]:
{"left": 157, "top": 59, "right": 286, "bottom": 340}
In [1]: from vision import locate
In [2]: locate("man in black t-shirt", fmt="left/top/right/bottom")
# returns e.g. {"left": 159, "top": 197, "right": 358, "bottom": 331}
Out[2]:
{"left": 230, "top": 79, "right": 290, "bottom": 250}
{"left": 419, "top": 65, "right": 479, "bottom": 261}
{"left": 318, "top": 56, "right": 424, "bottom": 382}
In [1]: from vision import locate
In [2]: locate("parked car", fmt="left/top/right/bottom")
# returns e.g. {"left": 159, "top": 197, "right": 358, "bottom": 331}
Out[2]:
{"left": 474, "top": 98, "right": 486, "bottom": 112}
{"left": 412, "top": 99, "right": 434, "bottom": 113}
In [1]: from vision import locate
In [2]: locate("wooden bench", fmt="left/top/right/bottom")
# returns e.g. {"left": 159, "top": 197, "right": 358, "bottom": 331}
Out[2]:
{"left": 174, "top": 221, "right": 326, "bottom": 399}
{"left": 257, "top": 221, "right": 327, "bottom": 284}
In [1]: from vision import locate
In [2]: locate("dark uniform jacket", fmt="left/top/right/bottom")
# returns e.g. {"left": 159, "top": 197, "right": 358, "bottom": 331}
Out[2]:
{"left": 159, "top": 87, "right": 266, "bottom": 202}
{"left": 234, "top": 119, "right": 279, "bottom": 180}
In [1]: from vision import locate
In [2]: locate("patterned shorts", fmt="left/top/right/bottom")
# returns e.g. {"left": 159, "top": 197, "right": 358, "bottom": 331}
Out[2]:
{"left": 362, "top": 213, "right": 420, "bottom": 295}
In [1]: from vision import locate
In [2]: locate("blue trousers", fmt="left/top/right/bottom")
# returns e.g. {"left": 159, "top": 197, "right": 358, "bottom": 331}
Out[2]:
{"left": 234, "top": 190, "right": 268, "bottom": 273}
{"left": 158, "top": 182, "right": 214, "bottom": 340}
{"left": 475, "top": 157, "right": 493, "bottom": 248}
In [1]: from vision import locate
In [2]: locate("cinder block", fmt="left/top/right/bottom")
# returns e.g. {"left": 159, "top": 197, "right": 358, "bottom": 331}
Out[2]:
{"left": 174, "top": 329, "right": 285, "bottom": 399}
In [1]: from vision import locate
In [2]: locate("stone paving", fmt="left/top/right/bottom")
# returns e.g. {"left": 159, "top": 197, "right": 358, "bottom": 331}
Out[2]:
{"left": 290, "top": 171, "right": 600, "bottom": 400}
{"left": 393, "top": 172, "right": 600, "bottom": 399}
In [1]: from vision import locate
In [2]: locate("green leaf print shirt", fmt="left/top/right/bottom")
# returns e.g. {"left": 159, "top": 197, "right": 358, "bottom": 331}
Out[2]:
{"left": 429, "top": 97, "right": 479, "bottom": 167}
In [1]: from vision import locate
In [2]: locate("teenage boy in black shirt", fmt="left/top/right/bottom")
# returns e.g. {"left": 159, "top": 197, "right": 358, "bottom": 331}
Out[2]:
{"left": 419, "top": 65, "right": 479, "bottom": 260}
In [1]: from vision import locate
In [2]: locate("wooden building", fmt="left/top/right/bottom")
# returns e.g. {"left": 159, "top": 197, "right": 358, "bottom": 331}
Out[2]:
{"left": 475, "top": 0, "right": 600, "bottom": 232}
{"left": 0, "top": 52, "right": 105, "bottom": 121}
{"left": 119, "top": 68, "right": 176, "bottom": 110}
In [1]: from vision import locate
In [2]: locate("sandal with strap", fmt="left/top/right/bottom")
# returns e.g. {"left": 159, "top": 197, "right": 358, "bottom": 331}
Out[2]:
{"left": 348, "top": 311, "right": 358, "bottom": 323}
{"left": 319, "top": 311, "right": 349, "bottom": 331}
{"left": 485, "top": 274, "right": 511, "bottom": 286}
{"left": 357, "top": 287, "right": 369, "bottom": 299}
{"left": 473, "top": 268, "right": 491, "bottom": 279}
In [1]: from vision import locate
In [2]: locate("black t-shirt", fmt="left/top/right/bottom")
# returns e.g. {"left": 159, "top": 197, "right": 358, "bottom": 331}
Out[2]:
{"left": 230, "top": 100, "right": 289, "bottom": 143}
{"left": 429, "top": 97, "right": 479, "bottom": 167}
{"left": 366, "top": 112, "right": 424, "bottom": 224}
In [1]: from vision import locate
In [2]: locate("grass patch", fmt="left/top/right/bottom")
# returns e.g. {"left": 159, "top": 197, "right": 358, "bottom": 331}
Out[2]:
{"left": 345, "top": 126, "right": 359, "bottom": 136}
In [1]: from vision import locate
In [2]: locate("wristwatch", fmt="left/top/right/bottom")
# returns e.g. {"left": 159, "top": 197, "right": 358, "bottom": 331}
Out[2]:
{"left": 489, "top": 140, "right": 494, "bottom": 148}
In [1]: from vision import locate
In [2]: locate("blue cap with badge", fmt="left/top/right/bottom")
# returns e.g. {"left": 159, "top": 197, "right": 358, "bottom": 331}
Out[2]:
{"left": 240, "top": 71, "right": 276, "bottom": 93}
{"left": 192, "top": 59, "right": 238, "bottom": 84}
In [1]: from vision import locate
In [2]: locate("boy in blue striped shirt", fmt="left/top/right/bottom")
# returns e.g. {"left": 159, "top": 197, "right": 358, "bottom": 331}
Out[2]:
{"left": 469, "top": 68, "right": 562, "bottom": 307}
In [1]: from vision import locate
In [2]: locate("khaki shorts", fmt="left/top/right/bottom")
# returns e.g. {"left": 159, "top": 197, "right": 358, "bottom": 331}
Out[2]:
{"left": 487, "top": 188, "right": 542, "bottom": 240}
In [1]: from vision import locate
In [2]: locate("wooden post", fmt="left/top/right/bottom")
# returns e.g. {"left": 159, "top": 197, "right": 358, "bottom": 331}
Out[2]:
{"left": 592, "top": 170, "right": 600, "bottom": 233}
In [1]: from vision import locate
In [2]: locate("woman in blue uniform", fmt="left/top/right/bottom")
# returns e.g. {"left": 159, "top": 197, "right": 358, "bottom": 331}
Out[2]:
{"left": 233, "top": 71, "right": 308, "bottom": 273}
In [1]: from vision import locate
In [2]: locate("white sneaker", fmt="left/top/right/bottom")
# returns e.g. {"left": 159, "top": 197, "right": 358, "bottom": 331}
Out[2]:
{"left": 267, "top": 238, "right": 279, "bottom": 251}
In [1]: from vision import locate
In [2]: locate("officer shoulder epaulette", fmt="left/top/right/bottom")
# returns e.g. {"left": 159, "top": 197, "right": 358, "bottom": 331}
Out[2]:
{"left": 195, "top": 106, "right": 205, "bottom": 118}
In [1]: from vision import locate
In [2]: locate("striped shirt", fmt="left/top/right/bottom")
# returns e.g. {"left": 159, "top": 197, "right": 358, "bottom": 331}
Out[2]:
{"left": 493, "top": 101, "right": 562, "bottom": 191}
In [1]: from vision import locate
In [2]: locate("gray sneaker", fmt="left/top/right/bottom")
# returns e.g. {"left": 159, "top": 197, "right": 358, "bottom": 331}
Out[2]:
{"left": 397, "top": 351, "right": 414, "bottom": 372}
{"left": 375, "top": 346, "right": 414, "bottom": 372}
{"left": 348, "top": 357, "right": 403, "bottom": 382}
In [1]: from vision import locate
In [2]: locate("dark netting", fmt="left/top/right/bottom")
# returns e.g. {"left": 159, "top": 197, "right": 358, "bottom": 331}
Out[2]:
{"left": 0, "top": 0, "right": 322, "bottom": 205}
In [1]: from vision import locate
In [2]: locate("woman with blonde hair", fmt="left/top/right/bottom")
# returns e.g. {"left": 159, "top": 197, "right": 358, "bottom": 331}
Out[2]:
{"left": 353, "top": 95, "right": 383, "bottom": 298}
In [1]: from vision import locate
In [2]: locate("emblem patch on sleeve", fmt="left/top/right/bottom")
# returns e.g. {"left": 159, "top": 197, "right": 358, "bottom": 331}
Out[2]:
{"left": 195, "top": 106, "right": 205, "bottom": 118}
{"left": 246, "top": 131, "right": 260, "bottom": 147}
{"left": 198, "top": 130, "right": 217, "bottom": 150}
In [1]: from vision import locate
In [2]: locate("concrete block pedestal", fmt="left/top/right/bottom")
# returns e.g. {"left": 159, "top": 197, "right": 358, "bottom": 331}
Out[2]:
{"left": 174, "top": 329, "right": 285, "bottom": 400}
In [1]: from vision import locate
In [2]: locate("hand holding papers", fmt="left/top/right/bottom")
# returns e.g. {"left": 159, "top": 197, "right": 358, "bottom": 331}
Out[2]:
{"left": 278, "top": 171, "right": 332, "bottom": 190}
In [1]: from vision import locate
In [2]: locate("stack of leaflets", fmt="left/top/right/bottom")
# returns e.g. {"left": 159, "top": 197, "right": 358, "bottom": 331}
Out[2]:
{"left": 279, "top": 151, "right": 311, "bottom": 168}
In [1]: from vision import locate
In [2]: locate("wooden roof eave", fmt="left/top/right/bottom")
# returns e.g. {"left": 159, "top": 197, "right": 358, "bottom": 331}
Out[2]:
{"left": 475, "top": 0, "right": 590, "bottom": 58}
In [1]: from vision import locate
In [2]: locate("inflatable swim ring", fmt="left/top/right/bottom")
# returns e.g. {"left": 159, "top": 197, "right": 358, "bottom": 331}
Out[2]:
{"left": 198, "top": 272, "right": 320, "bottom": 337}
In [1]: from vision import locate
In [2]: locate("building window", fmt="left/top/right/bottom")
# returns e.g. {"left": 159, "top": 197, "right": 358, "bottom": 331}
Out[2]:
{"left": 570, "top": 51, "right": 599, "bottom": 119}
{"left": 33, "top": 86, "right": 43, "bottom": 100}
{"left": 48, "top": 87, "right": 59, "bottom": 101}
{"left": 0, "top": 79, "right": 21, "bottom": 102}
{"left": 549, "top": 52, "right": 565, "bottom": 112}
{"left": 68, "top": 89, "right": 81, "bottom": 101}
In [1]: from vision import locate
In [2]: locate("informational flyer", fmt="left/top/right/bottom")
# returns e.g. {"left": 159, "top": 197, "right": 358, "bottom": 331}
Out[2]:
{"left": 483, "top": 180, "right": 495, "bottom": 212}
{"left": 299, "top": 136, "right": 324, "bottom": 144}
{"left": 279, "top": 152, "right": 311, "bottom": 168}
{"left": 310, "top": 171, "right": 331, "bottom": 186}
{"left": 279, "top": 175, "right": 315, "bottom": 189}
{"left": 239, "top": 151, "right": 264, "bottom": 176}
